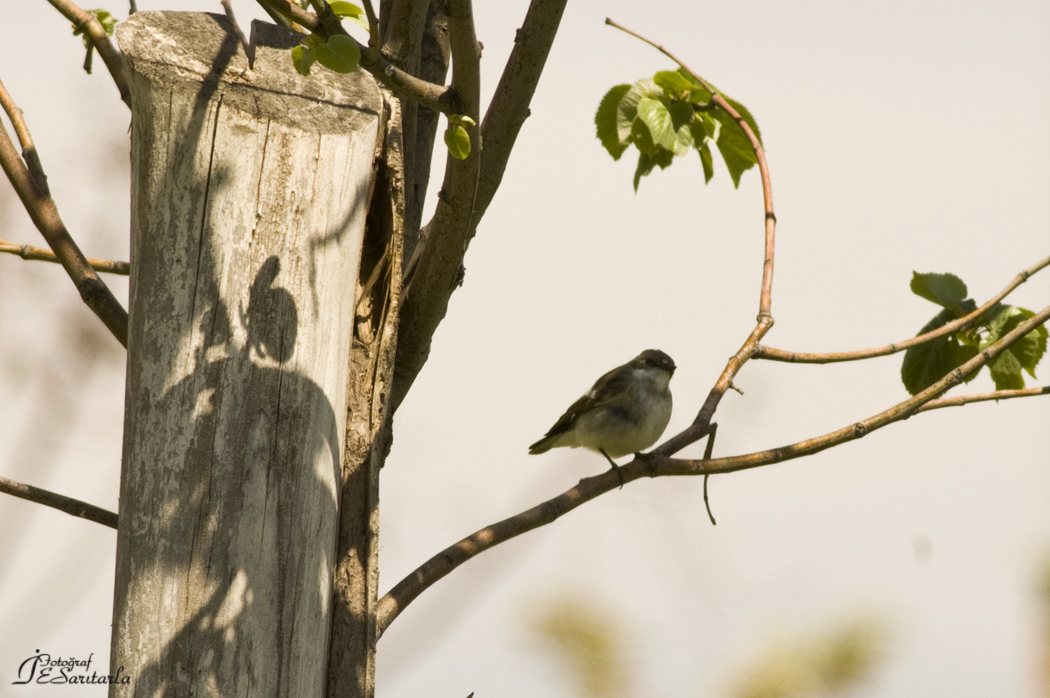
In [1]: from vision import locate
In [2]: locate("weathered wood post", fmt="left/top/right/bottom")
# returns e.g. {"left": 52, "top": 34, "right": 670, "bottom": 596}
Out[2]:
{"left": 112, "top": 12, "right": 382, "bottom": 697}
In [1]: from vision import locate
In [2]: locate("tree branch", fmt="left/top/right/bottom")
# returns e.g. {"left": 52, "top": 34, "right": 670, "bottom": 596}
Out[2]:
{"left": 0, "top": 237, "right": 129, "bottom": 274}
{"left": 255, "top": 0, "right": 453, "bottom": 113}
{"left": 45, "top": 0, "right": 131, "bottom": 107}
{"left": 606, "top": 17, "right": 776, "bottom": 321}
{"left": 914, "top": 385, "right": 1049, "bottom": 413}
{"left": 376, "top": 302, "right": 1050, "bottom": 636}
{"left": 0, "top": 474, "right": 118, "bottom": 529}
{"left": 600, "top": 18, "right": 779, "bottom": 458}
{"left": 389, "top": 0, "right": 483, "bottom": 410}
{"left": 755, "top": 254, "right": 1050, "bottom": 364}
{"left": 390, "top": 0, "right": 567, "bottom": 411}
{"left": 0, "top": 79, "right": 128, "bottom": 346}
{"left": 664, "top": 301, "right": 1050, "bottom": 475}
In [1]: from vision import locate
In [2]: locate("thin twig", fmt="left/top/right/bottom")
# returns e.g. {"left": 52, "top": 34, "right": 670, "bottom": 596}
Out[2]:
{"left": 0, "top": 474, "right": 117, "bottom": 529}
{"left": 220, "top": 0, "right": 252, "bottom": 66}
{"left": 756, "top": 254, "right": 1050, "bottom": 364}
{"left": 914, "top": 385, "right": 1050, "bottom": 413}
{"left": 0, "top": 79, "right": 128, "bottom": 346}
{"left": 44, "top": 0, "right": 131, "bottom": 107}
{"left": 376, "top": 302, "right": 1050, "bottom": 637}
{"left": 361, "top": 0, "right": 381, "bottom": 63}
{"left": 0, "top": 238, "right": 129, "bottom": 275}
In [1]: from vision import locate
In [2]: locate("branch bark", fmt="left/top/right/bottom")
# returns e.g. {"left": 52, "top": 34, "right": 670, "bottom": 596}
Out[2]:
{"left": 0, "top": 474, "right": 118, "bottom": 528}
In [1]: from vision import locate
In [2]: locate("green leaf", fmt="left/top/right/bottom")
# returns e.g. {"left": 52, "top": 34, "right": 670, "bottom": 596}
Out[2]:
{"left": 595, "top": 84, "right": 630, "bottom": 160}
{"left": 910, "top": 272, "right": 968, "bottom": 310}
{"left": 329, "top": 1, "right": 370, "bottom": 29}
{"left": 698, "top": 141, "right": 714, "bottom": 183}
{"left": 444, "top": 123, "right": 471, "bottom": 160}
{"left": 314, "top": 34, "right": 361, "bottom": 73}
{"left": 653, "top": 70, "right": 696, "bottom": 96}
{"left": 633, "top": 152, "right": 656, "bottom": 191}
{"left": 616, "top": 79, "right": 662, "bottom": 145}
{"left": 723, "top": 96, "right": 762, "bottom": 145}
{"left": 291, "top": 45, "right": 315, "bottom": 76}
{"left": 980, "top": 305, "right": 1048, "bottom": 387}
{"left": 901, "top": 309, "right": 968, "bottom": 395}
{"left": 710, "top": 106, "right": 758, "bottom": 188}
{"left": 667, "top": 100, "right": 695, "bottom": 156}
{"left": 636, "top": 97, "right": 676, "bottom": 152}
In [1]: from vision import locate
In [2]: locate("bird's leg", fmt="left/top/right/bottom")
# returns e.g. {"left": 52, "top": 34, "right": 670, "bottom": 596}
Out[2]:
{"left": 599, "top": 449, "right": 626, "bottom": 489}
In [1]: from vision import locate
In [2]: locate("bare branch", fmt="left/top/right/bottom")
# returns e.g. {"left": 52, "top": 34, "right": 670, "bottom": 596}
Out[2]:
{"left": 45, "top": 0, "right": 131, "bottom": 107}
{"left": 389, "top": 0, "right": 483, "bottom": 410}
{"left": 915, "top": 385, "right": 1049, "bottom": 413}
{"left": 377, "top": 303, "right": 1050, "bottom": 636}
{"left": 0, "top": 78, "right": 128, "bottom": 346}
{"left": 756, "top": 254, "right": 1050, "bottom": 364}
{"left": 255, "top": 0, "right": 453, "bottom": 113}
{"left": 0, "top": 474, "right": 117, "bottom": 529}
{"left": 0, "top": 238, "right": 129, "bottom": 274}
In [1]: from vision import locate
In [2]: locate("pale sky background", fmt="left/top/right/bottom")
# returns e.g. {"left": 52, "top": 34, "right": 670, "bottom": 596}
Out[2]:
{"left": 1, "top": 1, "right": 1049, "bottom": 697}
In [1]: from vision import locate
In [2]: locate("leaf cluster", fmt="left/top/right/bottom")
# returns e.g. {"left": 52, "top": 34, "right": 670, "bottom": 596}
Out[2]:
{"left": 901, "top": 272, "right": 1048, "bottom": 395}
{"left": 291, "top": 2, "right": 368, "bottom": 76}
{"left": 595, "top": 68, "right": 761, "bottom": 191}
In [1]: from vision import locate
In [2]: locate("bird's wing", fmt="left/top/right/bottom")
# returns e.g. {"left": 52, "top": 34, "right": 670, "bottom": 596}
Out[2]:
{"left": 540, "top": 364, "right": 633, "bottom": 438}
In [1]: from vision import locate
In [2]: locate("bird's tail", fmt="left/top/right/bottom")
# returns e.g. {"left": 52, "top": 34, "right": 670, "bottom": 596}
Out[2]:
{"left": 528, "top": 434, "right": 559, "bottom": 454}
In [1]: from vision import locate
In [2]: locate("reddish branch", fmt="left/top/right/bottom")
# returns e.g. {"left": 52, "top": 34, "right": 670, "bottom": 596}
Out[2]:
{"left": 44, "top": 0, "right": 131, "bottom": 107}
{"left": 0, "top": 78, "right": 128, "bottom": 346}
{"left": 756, "top": 254, "right": 1050, "bottom": 364}
{"left": 0, "top": 474, "right": 117, "bottom": 529}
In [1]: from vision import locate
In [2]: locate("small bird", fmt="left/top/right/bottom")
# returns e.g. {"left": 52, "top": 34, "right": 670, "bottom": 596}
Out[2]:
{"left": 529, "top": 349, "right": 676, "bottom": 475}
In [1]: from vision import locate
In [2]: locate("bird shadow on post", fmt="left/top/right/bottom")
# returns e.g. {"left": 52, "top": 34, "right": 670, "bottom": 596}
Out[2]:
{"left": 113, "top": 12, "right": 383, "bottom": 697}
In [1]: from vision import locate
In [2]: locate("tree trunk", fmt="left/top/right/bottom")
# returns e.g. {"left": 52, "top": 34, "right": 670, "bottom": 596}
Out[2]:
{"left": 112, "top": 12, "right": 382, "bottom": 697}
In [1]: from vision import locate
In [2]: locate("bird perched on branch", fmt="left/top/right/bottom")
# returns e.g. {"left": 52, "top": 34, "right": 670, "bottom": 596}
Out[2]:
{"left": 529, "top": 349, "right": 676, "bottom": 476}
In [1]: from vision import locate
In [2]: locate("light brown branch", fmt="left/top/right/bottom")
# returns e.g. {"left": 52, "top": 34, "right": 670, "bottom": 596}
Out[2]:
{"left": 376, "top": 302, "right": 1050, "bottom": 637}
{"left": 44, "top": 0, "right": 131, "bottom": 107}
{"left": 604, "top": 18, "right": 778, "bottom": 458}
{"left": 0, "top": 238, "right": 129, "bottom": 274}
{"left": 915, "top": 385, "right": 1050, "bottom": 413}
{"left": 666, "top": 301, "right": 1050, "bottom": 475}
{"left": 756, "top": 254, "right": 1050, "bottom": 364}
{"left": 0, "top": 474, "right": 117, "bottom": 529}
{"left": 0, "top": 78, "right": 128, "bottom": 346}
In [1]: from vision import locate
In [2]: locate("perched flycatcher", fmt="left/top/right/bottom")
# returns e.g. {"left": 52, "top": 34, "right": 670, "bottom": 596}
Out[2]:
{"left": 529, "top": 349, "right": 676, "bottom": 470}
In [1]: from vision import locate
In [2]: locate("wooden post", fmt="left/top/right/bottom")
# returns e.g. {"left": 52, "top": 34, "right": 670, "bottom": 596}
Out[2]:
{"left": 112, "top": 12, "right": 381, "bottom": 697}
